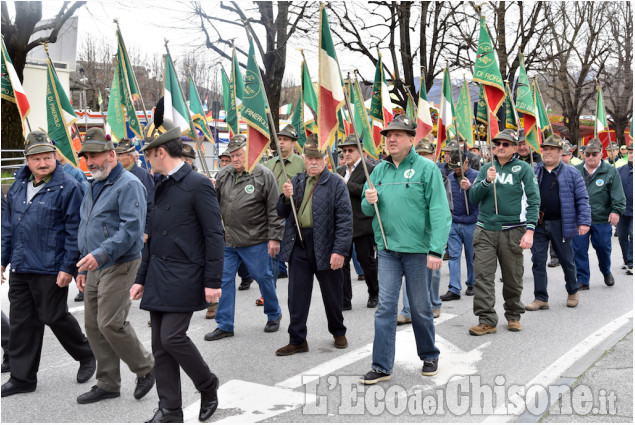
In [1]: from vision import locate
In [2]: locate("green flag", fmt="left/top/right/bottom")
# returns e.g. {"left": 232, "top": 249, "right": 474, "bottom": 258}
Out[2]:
{"left": 533, "top": 81, "right": 551, "bottom": 138}
{"left": 302, "top": 60, "right": 318, "bottom": 118}
{"left": 116, "top": 56, "right": 143, "bottom": 139}
{"left": 405, "top": 90, "right": 417, "bottom": 122}
{"left": 515, "top": 53, "right": 540, "bottom": 153}
{"left": 221, "top": 67, "right": 239, "bottom": 138}
{"left": 232, "top": 44, "right": 244, "bottom": 104}
{"left": 455, "top": 78, "right": 474, "bottom": 147}
{"left": 595, "top": 83, "right": 608, "bottom": 137}
{"left": 242, "top": 36, "right": 271, "bottom": 172}
{"left": 189, "top": 74, "right": 215, "bottom": 143}
{"left": 46, "top": 59, "right": 78, "bottom": 167}
{"left": 473, "top": 16, "right": 505, "bottom": 115}
{"left": 107, "top": 64, "right": 126, "bottom": 141}
{"left": 291, "top": 88, "right": 307, "bottom": 149}
{"left": 476, "top": 85, "right": 488, "bottom": 124}
{"left": 504, "top": 81, "right": 519, "bottom": 130}
{"left": 116, "top": 28, "right": 140, "bottom": 98}
{"left": 349, "top": 76, "right": 377, "bottom": 158}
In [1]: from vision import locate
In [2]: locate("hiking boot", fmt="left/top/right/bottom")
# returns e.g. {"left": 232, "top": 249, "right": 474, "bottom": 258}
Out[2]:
{"left": 507, "top": 319, "right": 522, "bottom": 332}
{"left": 525, "top": 300, "right": 549, "bottom": 311}
{"left": 433, "top": 308, "right": 440, "bottom": 318}
{"left": 603, "top": 273, "right": 615, "bottom": 287}
{"left": 359, "top": 369, "right": 391, "bottom": 385}
{"left": 421, "top": 359, "right": 438, "bottom": 376}
{"left": 397, "top": 315, "right": 411, "bottom": 326}
{"left": 275, "top": 341, "right": 309, "bottom": 356}
{"left": 465, "top": 287, "right": 475, "bottom": 296}
{"left": 205, "top": 302, "right": 218, "bottom": 319}
{"left": 469, "top": 323, "right": 497, "bottom": 336}
{"left": 566, "top": 293, "right": 579, "bottom": 308}
{"left": 547, "top": 258, "right": 560, "bottom": 268}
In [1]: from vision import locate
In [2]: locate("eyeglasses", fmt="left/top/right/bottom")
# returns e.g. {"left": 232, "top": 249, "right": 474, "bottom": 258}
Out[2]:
{"left": 493, "top": 141, "right": 511, "bottom": 148}
{"left": 584, "top": 152, "right": 600, "bottom": 157}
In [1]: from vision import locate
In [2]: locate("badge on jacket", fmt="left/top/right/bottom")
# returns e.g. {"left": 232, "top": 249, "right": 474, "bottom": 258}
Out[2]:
{"left": 245, "top": 184, "right": 255, "bottom": 194}
{"left": 596, "top": 179, "right": 604, "bottom": 186}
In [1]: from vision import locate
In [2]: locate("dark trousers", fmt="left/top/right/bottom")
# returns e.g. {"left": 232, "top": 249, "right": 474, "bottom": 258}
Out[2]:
{"left": 1, "top": 310, "right": 9, "bottom": 353}
{"left": 531, "top": 220, "right": 578, "bottom": 302}
{"left": 343, "top": 234, "right": 379, "bottom": 305}
{"left": 8, "top": 273, "right": 93, "bottom": 385}
{"left": 288, "top": 228, "right": 346, "bottom": 345}
{"left": 237, "top": 261, "right": 252, "bottom": 281}
{"left": 617, "top": 215, "right": 633, "bottom": 268}
{"left": 150, "top": 311, "right": 215, "bottom": 410}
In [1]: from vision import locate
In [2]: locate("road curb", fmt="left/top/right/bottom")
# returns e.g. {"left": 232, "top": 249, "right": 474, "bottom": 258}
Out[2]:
{"left": 517, "top": 317, "right": 633, "bottom": 423}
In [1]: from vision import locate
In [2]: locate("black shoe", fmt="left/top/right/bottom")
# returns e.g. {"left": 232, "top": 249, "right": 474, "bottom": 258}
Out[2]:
{"left": 440, "top": 291, "right": 460, "bottom": 301}
{"left": 264, "top": 316, "right": 281, "bottom": 333}
{"left": 74, "top": 291, "right": 84, "bottom": 302}
{"left": 1, "top": 380, "right": 36, "bottom": 397}
{"left": 603, "top": 273, "right": 615, "bottom": 287}
{"left": 145, "top": 407, "right": 184, "bottom": 423}
{"left": 77, "top": 385, "right": 120, "bottom": 404}
{"left": 199, "top": 375, "right": 219, "bottom": 421}
{"left": 238, "top": 280, "right": 252, "bottom": 290}
{"left": 77, "top": 356, "right": 96, "bottom": 383}
{"left": 277, "top": 271, "right": 288, "bottom": 279}
{"left": 421, "top": 359, "right": 438, "bottom": 376}
{"left": 358, "top": 369, "right": 390, "bottom": 385}
{"left": 1, "top": 355, "right": 9, "bottom": 374}
{"left": 205, "top": 328, "right": 234, "bottom": 341}
{"left": 342, "top": 302, "right": 352, "bottom": 311}
{"left": 547, "top": 258, "right": 560, "bottom": 268}
{"left": 134, "top": 368, "right": 155, "bottom": 400}
{"left": 465, "top": 287, "right": 475, "bottom": 296}
{"left": 578, "top": 284, "right": 590, "bottom": 291}
{"left": 357, "top": 275, "right": 365, "bottom": 281}
{"left": 367, "top": 297, "right": 378, "bottom": 308}
{"left": 627, "top": 267, "right": 633, "bottom": 275}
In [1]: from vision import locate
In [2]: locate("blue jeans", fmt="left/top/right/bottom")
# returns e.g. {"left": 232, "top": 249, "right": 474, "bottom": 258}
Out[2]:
{"left": 617, "top": 216, "right": 633, "bottom": 268}
{"left": 447, "top": 222, "right": 475, "bottom": 295}
{"left": 352, "top": 245, "right": 364, "bottom": 276}
{"left": 572, "top": 222, "right": 612, "bottom": 286}
{"left": 531, "top": 220, "right": 578, "bottom": 301}
{"left": 373, "top": 250, "right": 439, "bottom": 375}
{"left": 399, "top": 269, "right": 441, "bottom": 318}
{"left": 216, "top": 243, "right": 281, "bottom": 332}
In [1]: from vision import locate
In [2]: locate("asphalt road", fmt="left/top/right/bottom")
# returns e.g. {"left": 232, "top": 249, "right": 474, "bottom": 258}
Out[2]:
{"left": 1, "top": 237, "right": 632, "bottom": 423}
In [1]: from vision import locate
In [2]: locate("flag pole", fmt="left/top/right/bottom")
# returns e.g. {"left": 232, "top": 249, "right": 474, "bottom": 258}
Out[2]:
{"left": 506, "top": 78, "right": 533, "bottom": 167}
{"left": 595, "top": 78, "right": 614, "bottom": 161}
{"left": 336, "top": 65, "right": 389, "bottom": 249}
{"left": 485, "top": 92, "right": 499, "bottom": 214}
{"left": 164, "top": 39, "right": 211, "bottom": 177}
{"left": 242, "top": 28, "right": 303, "bottom": 243}
{"left": 188, "top": 69, "right": 219, "bottom": 159}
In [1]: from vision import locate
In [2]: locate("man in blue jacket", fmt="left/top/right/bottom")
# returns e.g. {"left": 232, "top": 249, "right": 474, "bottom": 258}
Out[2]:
{"left": 74, "top": 128, "right": 155, "bottom": 405}
{"left": 525, "top": 134, "right": 591, "bottom": 311}
{"left": 1, "top": 131, "right": 95, "bottom": 397}
{"left": 130, "top": 120, "right": 225, "bottom": 422}
{"left": 440, "top": 148, "right": 479, "bottom": 301}
{"left": 275, "top": 136, "right": 353, "bottom": 356}
{"left": 617, "top": 144, "right": 633, "bottom": 275}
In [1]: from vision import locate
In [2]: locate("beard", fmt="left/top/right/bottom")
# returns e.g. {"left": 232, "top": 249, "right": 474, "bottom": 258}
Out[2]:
{"left": 89, "top": 161, "right": 113, "bottom": 181}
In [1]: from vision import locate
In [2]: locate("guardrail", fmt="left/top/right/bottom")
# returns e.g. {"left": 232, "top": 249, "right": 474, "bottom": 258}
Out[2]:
{"left": 1, "top": 150, "right": 25, "bottom": 183}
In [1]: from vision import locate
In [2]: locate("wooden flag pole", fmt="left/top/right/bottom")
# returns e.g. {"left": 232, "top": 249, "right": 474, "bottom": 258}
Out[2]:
{"left": 486, "top": 101, "right": 499, "bottom": 214}
{"left": 188, "top": 68, "right": 219, "bottom": 159}
{"left": 241, "top": 26, "right": 303, "bottom": 243}
{"left": 164, "top": 39, "right": 211, "bottom": 177}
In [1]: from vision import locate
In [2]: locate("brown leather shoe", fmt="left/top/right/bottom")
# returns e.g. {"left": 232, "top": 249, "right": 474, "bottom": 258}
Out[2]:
{"left": 206, "top": 302, "right": 218, "bottom": 319}
{"left": 566, "top": 293, "right": 579, "bottom": 308}
{"left": 507, "top": 319, "right": 522, "bottom": 332}
{"left": 433, "top": 308, "right": 440, "bottom": 318}
{"left": 334, "top": 335, "right": 348, "bottom": 349}
{"left": 275, "top": 341, "right": 309, "bottom": 356}
{"left": 525, "top": 299, "right": 549, "bottom": 311}
{"left": 469, "top": 323, "right": 497, "bottom": 336}
{"left": 397, "top": 315, "right": 412, "bottom": 325}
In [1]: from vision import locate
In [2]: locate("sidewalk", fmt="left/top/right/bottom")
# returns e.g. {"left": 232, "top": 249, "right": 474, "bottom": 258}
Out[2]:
{"left": 539, "top": 330, "right": 633, "bottom": 423}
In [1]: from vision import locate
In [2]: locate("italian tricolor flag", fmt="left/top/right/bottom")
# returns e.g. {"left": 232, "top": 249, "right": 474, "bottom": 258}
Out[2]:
{"left": 415, "top": 74, "right": 433, "bottom": 141}
{"left": 318, "top": 4, "right": 345, "bottom": 152}
{"left": 369, "top": 52, "right": 394, "bottom": 151}
{"left": 1, "top": 36, "right": 30, "bottom": 132}
{"left": 435, "top": 67, "right": 455, "bottom": 161}
{"left": 163, "top": 51, "right": 192, "bottom": 136}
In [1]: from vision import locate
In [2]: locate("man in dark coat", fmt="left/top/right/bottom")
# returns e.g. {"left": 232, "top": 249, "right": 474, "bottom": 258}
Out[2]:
{"left": 1, "top": 131, "right": 95, "bottom": 397}
{"left": 336, "top": 135, "right": 378, "bottom": 310}
{"left": 617, "top": 143, "right": 633, "bottom": 275}
{"left": 131, "top": 120, "right": 225, "bottom": 423}
{"left": 275, "top": 136, "right": 353, "bottom": 356}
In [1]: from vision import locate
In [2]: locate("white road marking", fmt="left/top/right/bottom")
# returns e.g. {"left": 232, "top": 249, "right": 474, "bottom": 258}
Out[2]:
{"left": 481, "top": 310, "right": 633, "bottom": 422}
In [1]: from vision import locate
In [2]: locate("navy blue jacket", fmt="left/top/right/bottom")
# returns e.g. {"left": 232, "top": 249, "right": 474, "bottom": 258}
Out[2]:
{"left": 618, "top": 162, "right": 633, "bottom": 217}
{"left": 2, "top": 163, "right": 83, "bottom": 275}
{"left": 448, "top": 167, "right": 479, "bottom": 224}
{"left": 535, "top": 161, "right": 591, "bottom": 239}
{"left": 127, "top": 162, "right": 155, "bottom": 234}
{"left": 278, "top": 171, "right": 353, "bottom": 270}
{"left": 136, "top": 163, "right": 225, "bottom": 312}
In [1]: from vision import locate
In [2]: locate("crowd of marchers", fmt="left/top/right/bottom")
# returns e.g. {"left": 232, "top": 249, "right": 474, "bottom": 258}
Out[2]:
{"left": 1, "top": 113, "right": 631, "bottom": 423}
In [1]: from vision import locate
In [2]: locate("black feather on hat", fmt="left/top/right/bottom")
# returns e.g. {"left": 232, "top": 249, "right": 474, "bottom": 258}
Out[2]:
{"left": 154, "top": 97, "right": 164, "bottom": 129}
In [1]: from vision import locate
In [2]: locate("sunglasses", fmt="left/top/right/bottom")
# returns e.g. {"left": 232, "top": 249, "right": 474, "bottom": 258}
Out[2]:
{"left": 584, "top": 152, "right": 600, "bottom": 157}
{"left": 492, "top": 141, "right": 511, "bottom": 148}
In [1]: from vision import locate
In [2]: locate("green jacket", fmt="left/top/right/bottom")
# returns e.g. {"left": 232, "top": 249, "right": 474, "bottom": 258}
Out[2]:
{"left": 361, "top": 147, "right": 451, "bottom": 256}
{"left": 264, "top": 153, "right": 305, "bottom": 193}
{"left": 469, "top": 156, "right": 540, "bottom": 231}
{"left": 574, "top": 160, "right": 626, "bottom": 223}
